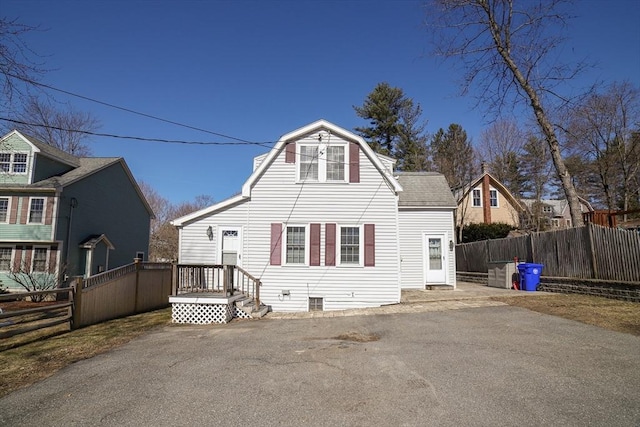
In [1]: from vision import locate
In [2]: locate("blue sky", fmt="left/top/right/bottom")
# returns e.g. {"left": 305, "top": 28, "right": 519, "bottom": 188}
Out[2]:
{"left": 4, "top": 0, "right": 640, "bottom": 205}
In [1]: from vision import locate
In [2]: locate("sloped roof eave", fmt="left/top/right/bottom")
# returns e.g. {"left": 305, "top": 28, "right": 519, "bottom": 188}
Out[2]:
{"left": 171, "top": 194, "right": 248, "bottom": 227}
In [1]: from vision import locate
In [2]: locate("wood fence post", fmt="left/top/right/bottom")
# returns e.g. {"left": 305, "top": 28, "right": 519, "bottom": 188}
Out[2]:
{"left": 171, "top": 262, "right": 178, "bottom": 296}
{"left": 134, "top": 258, "right": 141, "bottom": 313}
{"left": 587, "top": 223, "right": 599, "bottom": 279}
{"left": 72, "top": 277, "right": 83, "bottom": 329}
{"left": 529, "top": 234, "right": 535, "bottom": 263}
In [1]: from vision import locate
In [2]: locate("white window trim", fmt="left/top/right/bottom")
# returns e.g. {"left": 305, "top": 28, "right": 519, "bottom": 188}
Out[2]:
{"left": 337, "top": 224, "right": 364, "bottom": 267}
{"left": 282, "top": 223, "right": 309, "bottom": 266}
{"left": 471, "top": 188, "right": 482, "bottom": 207}
{"left": 0, "top": 246, "right": 15, "bottom": 272}
{"left": 28, "top": 196, "right": 45, "bottom": 224}
{"left": 489, "top": 188, "right": 499, "bottom": 208}
{"left": 296, "top": 143, "right": 349, "bottom": 184}
{"left": 0, "top": 196, "right": 10, "bottom": 223}
{"left": 0, "top": 151, "right": 30, "bottom": 174}
{"left": 31, "top": 246, "right": 49, "bottom": 273}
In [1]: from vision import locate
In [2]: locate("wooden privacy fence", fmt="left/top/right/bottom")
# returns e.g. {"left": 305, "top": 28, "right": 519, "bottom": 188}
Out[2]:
{"left": 456, "top": 224, "right": 640, "bottom": 282}
{"left": 73, "top": 261, "right": 172, "bottom": 328}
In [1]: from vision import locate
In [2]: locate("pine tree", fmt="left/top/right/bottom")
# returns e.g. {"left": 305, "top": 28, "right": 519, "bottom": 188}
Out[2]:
{"left": 354, "top": 82, "right": 428, "bottom": 170}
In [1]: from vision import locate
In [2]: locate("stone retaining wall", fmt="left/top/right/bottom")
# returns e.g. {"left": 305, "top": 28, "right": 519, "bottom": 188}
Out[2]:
{"left": 456, "top": 272, "right": 640, "bottom": 302}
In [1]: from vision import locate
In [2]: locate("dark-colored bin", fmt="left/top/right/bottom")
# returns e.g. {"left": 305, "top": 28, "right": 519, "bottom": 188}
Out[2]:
{"left": 517, "top": 263, "right": 543, "bottom": 292}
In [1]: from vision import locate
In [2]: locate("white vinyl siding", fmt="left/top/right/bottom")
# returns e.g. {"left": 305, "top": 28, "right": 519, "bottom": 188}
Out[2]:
{"left": 398, "top": 209, "right": 456, "bottom": 289}
{"left": 178, "top": 201, "right": 249, "bottom": 265}
{"left": 247, "top": 132, "right": 399, "bottom": 312}
{"left": 177, "top": 130, "right": 401, "bottom": 312}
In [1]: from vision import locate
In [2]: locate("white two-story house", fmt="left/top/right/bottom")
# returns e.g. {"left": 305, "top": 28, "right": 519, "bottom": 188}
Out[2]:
{"left": 172, "top": 120, "right": 456, "bottom": 312}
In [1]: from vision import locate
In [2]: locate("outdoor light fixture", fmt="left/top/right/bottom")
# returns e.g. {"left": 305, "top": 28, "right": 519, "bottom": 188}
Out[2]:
{"left": 206, "top": 226, "right": 213, "bottom": 240}
{"left": 449, "top": 240, "right": 454, "bottom": 251}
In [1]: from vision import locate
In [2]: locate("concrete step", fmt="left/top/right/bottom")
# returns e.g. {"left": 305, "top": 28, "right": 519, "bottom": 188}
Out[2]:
{"left": 235, "top": 298, "right": 270, "bottom": 318}
{"left": 426, "top": 284, "right": 455, "bottom": 291}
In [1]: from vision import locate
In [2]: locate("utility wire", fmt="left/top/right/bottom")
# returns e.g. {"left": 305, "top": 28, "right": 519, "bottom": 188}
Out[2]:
{"left": 6, "top": 72, "right": 268, "bottom": 144}
{"left": 0, "top": 117, "right": 274, "bottom": 148}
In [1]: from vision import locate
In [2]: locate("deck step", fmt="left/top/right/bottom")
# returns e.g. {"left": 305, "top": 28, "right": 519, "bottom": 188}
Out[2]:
{"left": 235, "top": 298, "right": 270, "bottom": 318}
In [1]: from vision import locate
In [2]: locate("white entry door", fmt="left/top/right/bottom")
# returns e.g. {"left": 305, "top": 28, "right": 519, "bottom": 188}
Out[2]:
{"left": 424, "top": 234, "right": 446, "bottom": 284}
{"left": 219, "top": 227, "right": 242, "bottom": 266}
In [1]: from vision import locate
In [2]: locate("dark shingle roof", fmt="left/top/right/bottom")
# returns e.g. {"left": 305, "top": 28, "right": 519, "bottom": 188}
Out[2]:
{"left": 21, "top": 133, "right": 81, "bottom": 168}
{"left": 396, "top": 172, "right": 456, "bottom": 208}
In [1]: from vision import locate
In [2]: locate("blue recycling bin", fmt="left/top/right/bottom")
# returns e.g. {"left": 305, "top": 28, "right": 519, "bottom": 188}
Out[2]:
{"left": 517, "top": 263, "right": 544, "bottom": 292}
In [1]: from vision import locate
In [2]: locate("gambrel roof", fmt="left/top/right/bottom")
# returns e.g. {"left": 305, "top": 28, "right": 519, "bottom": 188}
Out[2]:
{"left": 172, "top": 120, "right": 404, "bottom": 226}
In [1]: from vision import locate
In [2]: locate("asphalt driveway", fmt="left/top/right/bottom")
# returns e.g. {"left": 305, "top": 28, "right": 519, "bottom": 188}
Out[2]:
{"left": 1, "top": 305, "right": 639, "bottom": 426}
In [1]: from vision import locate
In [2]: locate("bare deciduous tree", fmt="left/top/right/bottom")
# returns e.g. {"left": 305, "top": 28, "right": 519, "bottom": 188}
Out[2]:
{"left": 0, "top": 17, "right": 46, "bottom": 106}
{"left": 427, "top": 0, "right": 585, "bottom": 226}
{"left": 478, "top": 120, "right": 525, "bottom": 196}
{"left": 562, "top": 81, "right": 640, "bottom": 214}
{"left": 13, "top": 96, "right": 99, "bottom": 156}
{"left": 8, "top": 260, "right": 65, "bottom": 302}
{"left": 140, "top": 181, "right": 215, "bottom": 262}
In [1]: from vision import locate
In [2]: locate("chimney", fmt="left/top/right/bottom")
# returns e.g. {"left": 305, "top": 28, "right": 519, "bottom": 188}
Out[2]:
{"left": 481, "top": 162, "right": 489, "bottom": 174}
{"left": 482, "top": 167, "right": 491, "bottom": 223}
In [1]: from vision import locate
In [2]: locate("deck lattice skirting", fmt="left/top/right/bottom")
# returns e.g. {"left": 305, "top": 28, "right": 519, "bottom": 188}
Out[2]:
{"left": 169, "top": 294, "right": 250, "bottom": 324}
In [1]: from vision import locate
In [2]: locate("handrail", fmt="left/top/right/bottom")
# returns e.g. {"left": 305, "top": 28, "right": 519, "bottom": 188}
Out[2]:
{"left": 174, "top": 264, "right": 262, "bottom": 311}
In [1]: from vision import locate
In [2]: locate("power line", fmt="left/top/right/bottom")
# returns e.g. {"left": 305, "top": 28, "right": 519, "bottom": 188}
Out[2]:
{"left": 0, "top": 117, "right": 274, "bottom": 147}
{"left": 6, "top": 72, "right": 269, "bottom": 144}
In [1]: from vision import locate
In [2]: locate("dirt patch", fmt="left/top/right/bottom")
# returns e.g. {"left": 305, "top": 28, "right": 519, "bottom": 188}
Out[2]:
{"left": 0, "top": 300, "right": 60, "bottom": 311}
{"left": 334, "top": 332, "right": 380, "bottom": 342}
{"left": 491, "top": 293, "right": 640, "bottom": 336}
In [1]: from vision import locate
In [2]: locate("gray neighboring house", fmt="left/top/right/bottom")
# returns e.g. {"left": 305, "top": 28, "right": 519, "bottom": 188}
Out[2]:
{"left": 0, "top": 130, "right": 153, "bottom": 290}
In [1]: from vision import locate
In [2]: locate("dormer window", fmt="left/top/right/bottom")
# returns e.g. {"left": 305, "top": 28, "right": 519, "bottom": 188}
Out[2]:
{"left": 0, "top": 152, "right": 28, "bottom": 173}
{"left": 297, "top": 144, "right": 347, "bottom": 183}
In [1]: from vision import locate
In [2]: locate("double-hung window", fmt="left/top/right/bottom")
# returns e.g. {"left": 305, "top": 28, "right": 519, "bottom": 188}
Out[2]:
{"left": 298, "top": 144, "right": 346, "bottom": 183}
{"left": 0, "top": 153, "right": 28, "bottom": 173}
{"left": 472, "top": 189, "right": 481, "bottom": 207}
{"left": 32, "top": 248, "right": 48, "bottom": 272}
{"left": 339, "top": 226, "right": 361, "bottom": 265}
{"left": 285, "top": 226, "right": 307, "bottom": 265}
{"left": 299, "top": 146, "right": 319, "bottom": 181}
{"left": 326, "top": 146, "right": 345, "bottom": 181}
{"left": 0, "top": 247, "right": 12, "bottom": 271}
{"left": 0, "top": 197, "right": 9, "bottom": 223}
{"left": 489, "top": 189, "right": 498, "bottom": 207}
{"left": 29, "top": 198, "right": 45, "bottom": 223}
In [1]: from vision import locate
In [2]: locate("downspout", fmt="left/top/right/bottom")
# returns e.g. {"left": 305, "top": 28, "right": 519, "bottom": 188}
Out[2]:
{"left": 65, "top": 197, "right": 78, "bottom": 280}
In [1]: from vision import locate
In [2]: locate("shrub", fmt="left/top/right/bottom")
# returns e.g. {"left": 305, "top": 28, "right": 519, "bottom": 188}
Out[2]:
{"left": 460, "top": 222, "right": 515, "bottom": 243}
